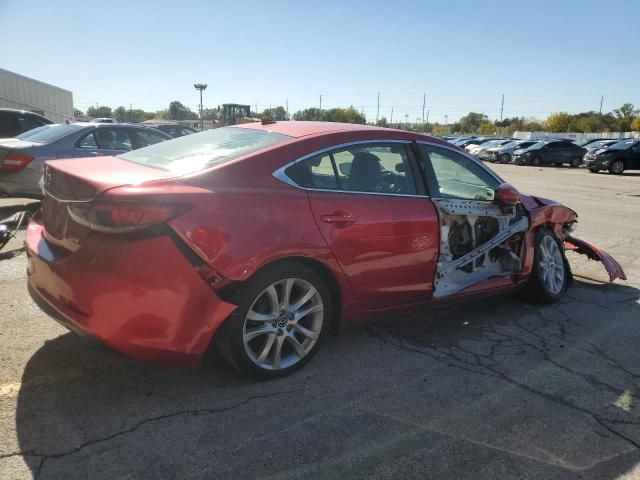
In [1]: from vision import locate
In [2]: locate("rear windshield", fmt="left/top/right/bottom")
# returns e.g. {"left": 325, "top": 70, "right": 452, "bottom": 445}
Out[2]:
{"left": 118, "top": 127, "right": 292, "bottom": 174}
{"left": 16, "top": 123, "right": 84, "bottom": 143}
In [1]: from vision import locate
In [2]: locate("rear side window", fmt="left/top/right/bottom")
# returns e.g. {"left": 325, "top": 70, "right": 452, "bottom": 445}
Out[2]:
{"left": 119, "top": 127, "right": 291, "bottom": 174}
{"left": 286, "top": 143, "right": 418, "bottom": 195}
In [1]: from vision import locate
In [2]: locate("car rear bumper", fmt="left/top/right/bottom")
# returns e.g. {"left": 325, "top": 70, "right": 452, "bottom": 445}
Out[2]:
{"left": 25, "top": 218, "right": 238, "bottom": 367}
{"left": 0, "top": 168, "right": 43, "bottom": 197}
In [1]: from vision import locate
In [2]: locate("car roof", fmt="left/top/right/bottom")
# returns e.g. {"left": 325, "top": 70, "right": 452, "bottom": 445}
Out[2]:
{"left": 232, "top": 121, "right": 401, "bottom": 139}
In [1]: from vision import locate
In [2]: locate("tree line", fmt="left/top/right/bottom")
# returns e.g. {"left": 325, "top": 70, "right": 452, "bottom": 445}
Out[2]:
{"left": 78, "top": 101, "right": 640, "bottom": 134}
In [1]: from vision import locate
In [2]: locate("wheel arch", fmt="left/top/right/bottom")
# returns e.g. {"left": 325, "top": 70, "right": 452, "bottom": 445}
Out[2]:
{"left": 216, "top": 256, "right": 344, "bottom": 334}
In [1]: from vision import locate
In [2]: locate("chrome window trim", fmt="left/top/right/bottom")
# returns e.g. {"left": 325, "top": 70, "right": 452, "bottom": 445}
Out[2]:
{"left": 271, "top": 139, "right": 430, "bottom": 199}
{"left": 415, "top": 140, "right": 505, "bottom": 185}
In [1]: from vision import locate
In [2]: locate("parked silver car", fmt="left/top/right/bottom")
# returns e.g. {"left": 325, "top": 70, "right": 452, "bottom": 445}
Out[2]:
{"left": 487, "top": 140, "right": 538, "bottom": 163}
{"left": 0, "top": 123, "right": 171, "bottom": 197}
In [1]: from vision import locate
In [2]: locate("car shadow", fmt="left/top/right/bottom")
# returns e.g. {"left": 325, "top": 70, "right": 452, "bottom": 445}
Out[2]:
{"left": 13, "top": 279, "right": 640, "bottom": 478}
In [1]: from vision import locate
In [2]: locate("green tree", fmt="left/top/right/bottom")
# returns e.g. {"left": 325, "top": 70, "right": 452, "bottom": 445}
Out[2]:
{"left": 631, "top": 116, "right": 640, "bottom": 132}
{"left": 168, "top": 101, "right": 194, "bottom": 121}
{"left": 322, "top": 107, "right": 366, "bottom": 124}
{"left": 201, "top": 108, "right": 219, "bottom": 121}
{"left": 542, "top": 112, "right": 572, "bottom": 132}
{"left": 459, "top": 112, "right": 488, "bottom": 133}
{"left": 113, "top": 106, "right": 127, "bottom": 122}
{"left": 86, "top": 105, "right": 113, "bottom": 118}
{"left": 261, "top": 106, "right": 288, "bottom": 121}
{"left": 376, "top": 117, "right": 389, "bottom": 127}
{"left": 478, "top": 121, "right": 495, "bottom": 135}
{"left": 613, "top": 103, "right": 638, "bottom": 131}
{"left": 293, "top": 108, "right": 322, "bottom": 121}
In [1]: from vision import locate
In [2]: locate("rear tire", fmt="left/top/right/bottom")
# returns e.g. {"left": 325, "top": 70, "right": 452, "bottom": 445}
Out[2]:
{"left": 215, "top": 262, "right": 331, "bottom": 379}
{"left": 526, "top": 229, "right": 569, "bottom": 303}
{"left": 588, "top": 167, "right": 600, "bottom": 173}
{"left": 569, "top": 157, "right": 582, "bottom": 168}
{"left": 532, "top": 156, "right": 542, "bottom": 166}
{"left": 500, "top": 153, "right": 511, "bottom": 164}
{"left": 608, "top": 159, "right": 625, "bottom": 175}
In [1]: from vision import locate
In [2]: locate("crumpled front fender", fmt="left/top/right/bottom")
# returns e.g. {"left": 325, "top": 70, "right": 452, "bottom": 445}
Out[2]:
{"left": 564, "top": 236, "right": 627, "bottom": 282}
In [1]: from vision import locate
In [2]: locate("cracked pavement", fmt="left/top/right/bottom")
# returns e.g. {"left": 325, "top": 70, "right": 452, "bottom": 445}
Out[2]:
{"left": 1, "top": 164, "right": 640, "bottom": 479}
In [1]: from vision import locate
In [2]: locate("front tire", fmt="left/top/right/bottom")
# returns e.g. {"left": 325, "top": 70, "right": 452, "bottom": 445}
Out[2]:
{"left": 608, "top": 159, "right": 625, "bottom": 175}
{"left": 215, "top": 262, "right": 331, "bottom": 379}
{"left": 532, "top": 156, "right": 542, "bottom": 166}
{"left": 588, "top": 167, "right": 600, "bottom": 173}
{"left": 500, "top": 153, "right": 511, "bottom": 164}
{"left": 569, "top": 157, "right": 582, "bottom": 168}
{"left": 527, "top": 229, "right": 569, "bottom": 303}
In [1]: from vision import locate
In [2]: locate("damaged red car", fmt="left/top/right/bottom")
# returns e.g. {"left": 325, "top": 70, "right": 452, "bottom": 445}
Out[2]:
{"left": 26, "top": 122, "right": 626, "bottom": 378}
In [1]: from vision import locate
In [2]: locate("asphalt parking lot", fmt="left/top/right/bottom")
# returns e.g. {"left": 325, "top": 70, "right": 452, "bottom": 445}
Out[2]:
{"left": 1, "top": 164, "right": 639, "bottom": 480}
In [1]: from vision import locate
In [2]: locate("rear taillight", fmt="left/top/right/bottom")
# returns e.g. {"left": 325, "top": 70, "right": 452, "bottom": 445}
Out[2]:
{"left": 67, "top": 202, "right": 188, "bottom": 233}
{"left": 2, "top": 153, "right": 33, "bottom": 170}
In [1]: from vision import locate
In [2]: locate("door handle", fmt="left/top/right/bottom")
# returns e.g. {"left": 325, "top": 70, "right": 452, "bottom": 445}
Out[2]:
{"left": 320, "top": 211, "right": 355, "bottom": 228}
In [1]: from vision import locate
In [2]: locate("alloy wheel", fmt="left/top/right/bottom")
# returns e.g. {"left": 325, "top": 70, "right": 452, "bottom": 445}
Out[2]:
{"left": 538, "top": 236, "right": 565, "bottom": 294}
{"left": 611, "top": 160, "right": 624, "bottom": 174}
{"left": 242, "top": 278, "right": 324, "bottom": 371}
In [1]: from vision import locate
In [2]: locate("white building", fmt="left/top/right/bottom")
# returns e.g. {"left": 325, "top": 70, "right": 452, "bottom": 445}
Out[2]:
{"left": 0, "top": 68, "right": 73, "bottom": 122}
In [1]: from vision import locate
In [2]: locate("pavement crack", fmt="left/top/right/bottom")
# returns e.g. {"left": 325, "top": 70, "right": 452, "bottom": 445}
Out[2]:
{"left": 24, "top": 389, "right": 300, "bottom": 478}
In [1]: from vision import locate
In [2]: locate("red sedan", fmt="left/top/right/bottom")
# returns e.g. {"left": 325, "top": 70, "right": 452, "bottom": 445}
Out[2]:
{"left": 26, "top": 122, "right": 626, "bottom": 378}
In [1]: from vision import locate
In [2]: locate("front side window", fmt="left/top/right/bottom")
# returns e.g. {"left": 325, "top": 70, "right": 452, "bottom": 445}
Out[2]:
{"left": 420, "top": 145, "right": 499, "bottom": 201}
{"left": 286, "top": 143, "right": 418, "bottom": 195}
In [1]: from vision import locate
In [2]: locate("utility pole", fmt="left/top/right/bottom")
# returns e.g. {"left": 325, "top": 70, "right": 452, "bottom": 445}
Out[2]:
{"left": 499, "top": 94, "right": 505, "bottom": 135}
{"left": 361, "top": 106, "right": 364, "bottom": 117}
{"left": 422, "top": 93, "right": 426, "bottom": 124}
{"left": 445, "top": 115, "right": 448, "bottom": 133}
{"left": 319, "top": 94, "right": 322, "bottom": 120}
{"left": 404, "top": 113, "right": 409, "bottom": 126}
{"left": 599, "top": 95, "right": 604, "bottom": 114}
{"left": 193, "top": 83, "right": 207, "bottom": 131}
{"left": 286, "top": 98, "right": 289, "bottom": 120}
{"left": 390, "top": 107, "right": 394, "bottom": 125}
{"left": 255, "top": 102, "right": 258, "bottom": 115}
{"left": 376, "top": 92, "right": 380, "bottom": 124}
{"left": 426, "top": 109, "right": 430, "bottom": 131}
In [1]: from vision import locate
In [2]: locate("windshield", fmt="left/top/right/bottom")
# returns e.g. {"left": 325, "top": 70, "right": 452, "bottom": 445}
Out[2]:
{"left": 608, "top": 139, "right": 637, "bottom": 151}
{"left": 118, "top": 126, "right": 292, "bottom": 174}
{"left": 478, "top": 140, "right": 499, "bottom": 147}
{"left": 16, "top": 123, "right": 84, "bottom": 143}
{"left": 501, "top": 141, "right": 519, "bottom": 148}
{"left": 526, "top": 142, "right": 544, "bottom": 150}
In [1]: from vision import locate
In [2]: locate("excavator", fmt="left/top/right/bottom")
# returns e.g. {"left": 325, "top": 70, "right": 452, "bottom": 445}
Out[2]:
{"left": 218, "top": 104, "right": 254, "bottom": 126}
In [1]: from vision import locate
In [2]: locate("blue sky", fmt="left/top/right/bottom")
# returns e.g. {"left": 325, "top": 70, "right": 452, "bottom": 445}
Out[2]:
{"left": 1, "top": 0, "right": 638, "bottom": 123}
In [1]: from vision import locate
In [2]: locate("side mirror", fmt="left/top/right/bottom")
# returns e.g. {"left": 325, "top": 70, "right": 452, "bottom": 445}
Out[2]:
{"left": 494, "top": 183, "right": 521, "bottom": 205}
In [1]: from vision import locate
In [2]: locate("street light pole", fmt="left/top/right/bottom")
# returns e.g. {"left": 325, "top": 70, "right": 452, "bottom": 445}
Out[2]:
{"left": 194, "top": 83, "right": 207, "bottom": 131}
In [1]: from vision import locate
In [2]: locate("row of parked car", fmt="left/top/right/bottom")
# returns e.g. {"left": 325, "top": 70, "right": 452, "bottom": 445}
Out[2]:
{"left": 0, "top": 108, "right": 199, "bottom": 197}
{"left": 444, "top": 135, "right": 640, "bottom": 175}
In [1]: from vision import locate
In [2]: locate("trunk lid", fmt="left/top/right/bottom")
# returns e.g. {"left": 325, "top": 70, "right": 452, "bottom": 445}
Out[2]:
{"left": 41, "top": 156, "right": 172, "bottom": 249}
